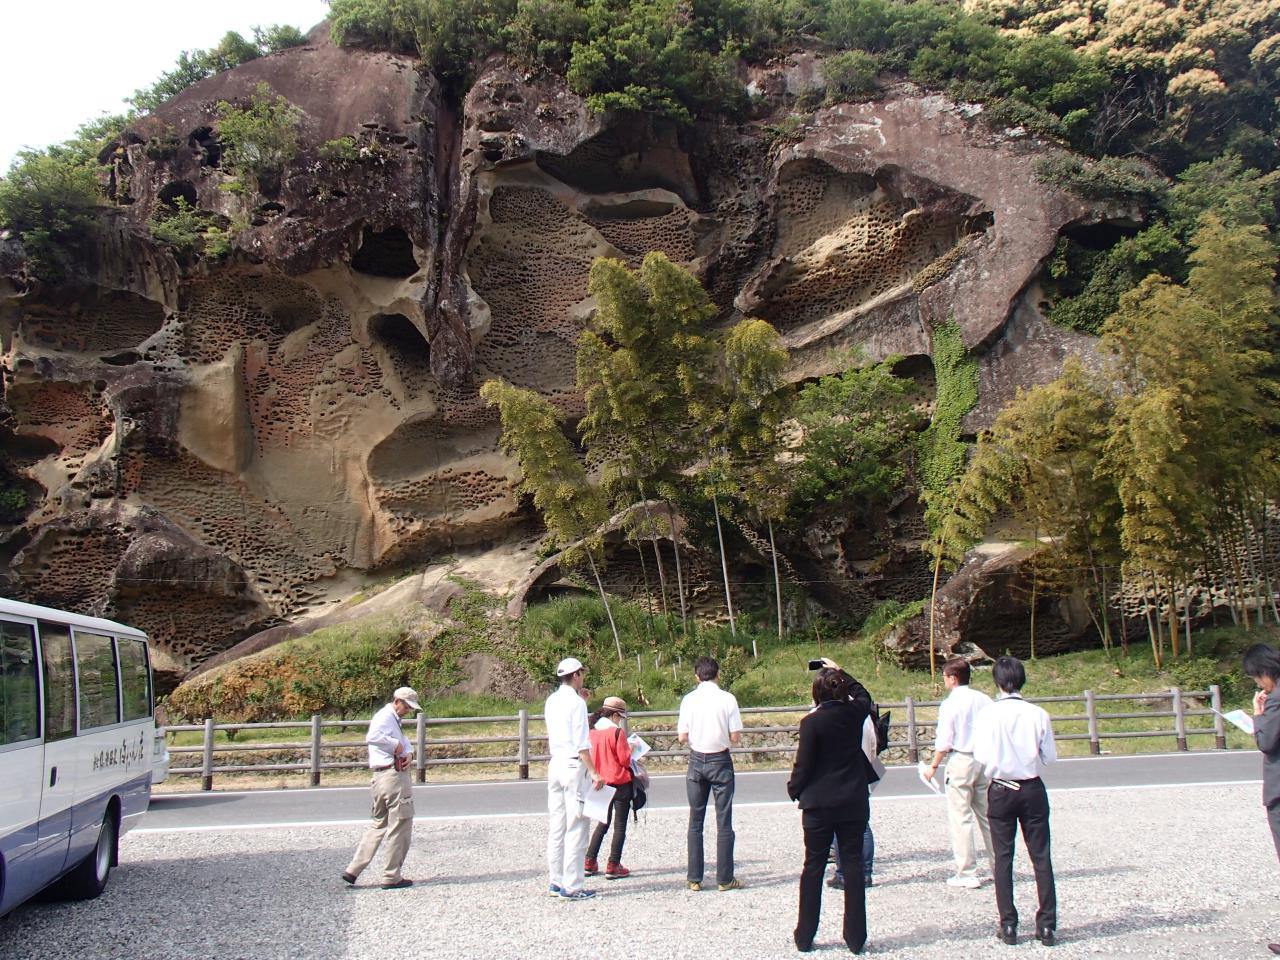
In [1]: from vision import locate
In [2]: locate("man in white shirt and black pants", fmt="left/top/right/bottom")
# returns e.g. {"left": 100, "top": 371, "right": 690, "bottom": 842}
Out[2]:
{"left": 677, "top": 656, "right": 744, "bottom": 891}
{"left": 926, "top": 657, "right": 994, "bottom": 888}
{"left": 343, "top": 686, "right": 421, "bottom": 889}
{"left": 972, "top": 656, "right": 1058, "bottom": 947}
{"left": 545, "top": 657, "right": 604, "bottom": 901}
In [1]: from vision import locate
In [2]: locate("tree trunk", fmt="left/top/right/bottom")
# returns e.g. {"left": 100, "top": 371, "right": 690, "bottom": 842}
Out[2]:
{"left": 585, "top": 549, "right": 623, "bottom": 662}
{"left": 768, "top": 517, "right": 783, "bottom": 648}
{"left": 1142, "top": 578, "right": 1161, "bottom": 670}
{"left": 712, "top": 492, "right": 737, "bottom": 636}
{"left": 1165, "top": 573, "right": 1179, "bottom": 659}
{"left": 634, "top": 538, "right": 657, "bottom": 639}
{"left": 664, "top": 500, "right": 690, "bottom": 638}
{"left": 1028, "top": 550, "right": 1038, "bottom": 661}
{"left": 637, "top": 489, "right": 672, "bottom": 632}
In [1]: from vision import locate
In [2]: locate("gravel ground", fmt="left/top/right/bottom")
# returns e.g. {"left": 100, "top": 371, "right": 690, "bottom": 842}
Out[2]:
{"left": 2, "top": 783, "right": 1275, "bottom": 959}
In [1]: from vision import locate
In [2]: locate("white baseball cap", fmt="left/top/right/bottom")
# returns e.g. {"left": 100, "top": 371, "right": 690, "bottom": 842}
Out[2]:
{"left": 393, "top": 686, "right": 422, "bottom": 711}
{"left": 555, "top": 657, "right": 585, "bottom": 677}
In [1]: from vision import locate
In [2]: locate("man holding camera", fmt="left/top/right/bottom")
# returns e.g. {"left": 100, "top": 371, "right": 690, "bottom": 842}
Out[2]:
{"left": 342, "top": 686, "right": 421, "bottom": 889}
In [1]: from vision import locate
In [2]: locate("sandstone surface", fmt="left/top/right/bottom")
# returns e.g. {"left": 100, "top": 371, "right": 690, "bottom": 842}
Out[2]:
{"left": 0, "top": 34, "right": 1116, "bottom": 682}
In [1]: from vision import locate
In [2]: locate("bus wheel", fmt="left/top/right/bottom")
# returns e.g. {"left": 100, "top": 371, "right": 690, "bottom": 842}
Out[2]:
{"left": 64, "top": 811, "right": 118, "bottom": 900}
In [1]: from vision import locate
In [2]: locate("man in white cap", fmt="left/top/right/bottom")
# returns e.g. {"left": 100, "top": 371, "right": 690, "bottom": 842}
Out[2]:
{"left": 342, "top": 686, "right": 421, "bottom": 889}
{"left": 546, "top": 657, "right": 605, "bottom": 901}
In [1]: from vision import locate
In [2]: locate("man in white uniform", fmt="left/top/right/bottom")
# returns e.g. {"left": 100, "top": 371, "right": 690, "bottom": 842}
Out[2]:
{"left": 925, "top": 657, "right": 994, "bottom": 888}
{"left": 973, "top": 656, "right": 1058, "bottom": 947}
{"left": 677, "top": 656, "right": 744, "bottom": 891}
{"left": 545, "top": 657, "right": 604, "bottom": 901}
{"left": 342, "top": 686, "right": 421, "bottom": 889}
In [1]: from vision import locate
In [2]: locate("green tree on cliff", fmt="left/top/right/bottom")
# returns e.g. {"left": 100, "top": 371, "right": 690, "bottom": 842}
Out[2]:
{"left": 480, "top": 378, "right": 623, "bottom": 660}
{"left": 577, "top": 252, "right": 718, "bottom": 636}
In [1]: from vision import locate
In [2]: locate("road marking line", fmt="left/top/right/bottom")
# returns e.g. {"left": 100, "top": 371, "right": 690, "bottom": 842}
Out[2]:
{"left": 132, "top": 777, "right": 1261, "bottom": 834}
{"left": 153, "top": 751, "right": 1253, "bottom": 799}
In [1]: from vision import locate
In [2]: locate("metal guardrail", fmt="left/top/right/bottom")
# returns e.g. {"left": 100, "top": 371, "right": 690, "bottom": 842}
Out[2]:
{"left": 166, "top": 686, "right": 1233, "bottom": 791}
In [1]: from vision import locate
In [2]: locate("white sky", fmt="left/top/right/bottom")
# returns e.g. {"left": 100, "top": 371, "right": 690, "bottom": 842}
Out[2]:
{"left": 0, "top": 0, "right": 331, "bottom": 171}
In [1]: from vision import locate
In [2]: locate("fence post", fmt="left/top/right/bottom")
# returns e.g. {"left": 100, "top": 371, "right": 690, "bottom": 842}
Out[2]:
{"left": 201, "top": 718, "right": 215, "bottom": 792}
{"left": 518, "top": 709, "right": 530, "bottom": 780}
{"left": 416, "top": 712, "right": 427, "bottom": 784}
{"left": 1171, "top": 687, "right": 1188, "bottom": 751}
{"left": 905, "top": 697, "right": 919, "bottom": 764}
{"left": 309, "top": 714, "right": 322, "bottom": 787}
{"left": 1210, "top": 684, "right": 1227, "bottom": 749}
{"left": 1084, "top": 690, "right": 1101, "bottom": 755}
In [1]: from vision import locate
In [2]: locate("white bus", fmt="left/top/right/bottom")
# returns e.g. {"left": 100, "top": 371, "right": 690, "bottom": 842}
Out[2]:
{"left": 0, "top": 598, "right": 157, "bottom": 916}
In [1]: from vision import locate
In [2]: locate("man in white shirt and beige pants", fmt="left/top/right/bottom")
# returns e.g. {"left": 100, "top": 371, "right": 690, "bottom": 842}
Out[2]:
{"left": 343, "top": 686, "right": 421, "bottom": 889}
{"left": 973, "top": 656, "right": 1058, "bottom": 947}
{"left": 677, "top": 656, "right": 744, "bottom": 891}
{"left": 926, "top": 657, "right": 994, "bottom": 888}
{"left": 545, "top": 657, "right": 604, "bottom": 901}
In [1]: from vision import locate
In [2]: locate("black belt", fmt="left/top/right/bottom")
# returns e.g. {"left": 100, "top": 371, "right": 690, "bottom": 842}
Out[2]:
{"left": 690, "top": 749, "right": 731, "bottom": 758}
{"left": 992, "top": 776, "right": 1040, "bottom": 790}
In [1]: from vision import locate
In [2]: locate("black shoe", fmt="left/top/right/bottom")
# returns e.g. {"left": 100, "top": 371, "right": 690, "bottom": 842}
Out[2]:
{"left": 998, "top": 924, "right": 1017, "bottom": 945}
{"left": 341, "top": 872, "right": 357, "bottom": 885}
{"left": 794, "top": 932, "right": 814, "bottom": 953}
{"left": 1036, "top": 928, "right": 1055, "bottom": 946}
{"left": 827, "top": 873, "right": 845, "bottom": 890}
{"left": 381, "top": 878, "right": 414, "bottom": 889}
{"left": 847, "top": 941, "right": 866, "bottom": 955}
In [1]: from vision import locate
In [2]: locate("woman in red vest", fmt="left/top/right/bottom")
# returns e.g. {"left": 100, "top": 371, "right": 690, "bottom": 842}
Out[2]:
{"left": 584, "top": 696, "right": 634, "bottom": 878}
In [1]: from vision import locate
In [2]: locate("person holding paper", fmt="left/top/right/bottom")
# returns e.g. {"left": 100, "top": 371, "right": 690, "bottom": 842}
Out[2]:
{"left": 787, "top": 668, "right": 878, "bottom": 953}
{"left": 545, "top": 657, "right": 605, "bottom": 902}
{"left": 1243, "top": 644, "right": 1280, "bottom": 956}
{"left": 584, "top": 696, "right": 635, "bottom": 880}
{"left": 925, "top": 657, "right": 994, "bottom": 889}
{"left": 972, "top": 656, "right": 1057, "bottom": 947}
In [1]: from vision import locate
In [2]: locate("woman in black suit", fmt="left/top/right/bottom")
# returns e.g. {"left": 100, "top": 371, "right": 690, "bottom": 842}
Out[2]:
{"left": 787, "top": 668, "right": 878, "bottom": 954}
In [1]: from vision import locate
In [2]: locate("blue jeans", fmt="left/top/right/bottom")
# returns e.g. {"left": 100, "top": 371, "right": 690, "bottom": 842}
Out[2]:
{"left": 686, "top": 749, "right": 735, "bottom": 885}
{"left": 832, "top": 821, "right": 874, "bottom": 880}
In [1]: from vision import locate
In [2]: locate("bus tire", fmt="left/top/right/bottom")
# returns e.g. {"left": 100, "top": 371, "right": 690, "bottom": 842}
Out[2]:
{"left": 62, "top": 810, "right": 118, "bottom": 900}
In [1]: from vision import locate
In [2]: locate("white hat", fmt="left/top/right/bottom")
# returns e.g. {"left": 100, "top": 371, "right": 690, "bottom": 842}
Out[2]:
{"left": 555, "top": 657, "right": 585, "bottom": 677}
{"left": 393, "top": 686, "right": 422, "bottom": 711}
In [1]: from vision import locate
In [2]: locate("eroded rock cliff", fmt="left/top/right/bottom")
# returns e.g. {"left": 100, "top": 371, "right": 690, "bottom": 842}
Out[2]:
{"left": 0, "top": 31, "right": 1114, "bottom": 682}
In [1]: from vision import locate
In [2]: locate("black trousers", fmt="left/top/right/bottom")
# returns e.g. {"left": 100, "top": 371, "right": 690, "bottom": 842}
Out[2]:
{"left": 797, "top": 809, "right": 868, "bottom": 952}
{"left": 586, "top": 781, "right": 633, "bottom": 864}
{"left": 988, "top": 778, "right": 1056, "bottom": 932}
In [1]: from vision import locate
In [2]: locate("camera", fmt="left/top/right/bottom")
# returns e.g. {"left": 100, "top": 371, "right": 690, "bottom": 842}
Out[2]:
{"left": 807, "top": 658, "right": 825, "bottom": 671}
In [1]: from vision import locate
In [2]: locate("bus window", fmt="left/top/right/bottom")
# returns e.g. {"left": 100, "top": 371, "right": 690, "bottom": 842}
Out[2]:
{"left": 0, "top": 620, "right": 39, "bottom": 745}
{"left": 117, "top": 638, "right": 151, "bottom": 721}
{"left": 40, "top": 621, "right": 76, "bottom": 740}
{"left": 75, "top": 631, "right": 120, "bottom": 729}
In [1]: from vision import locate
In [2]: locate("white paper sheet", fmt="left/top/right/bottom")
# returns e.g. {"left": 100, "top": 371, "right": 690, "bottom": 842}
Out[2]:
{"left": 1213, "top": 708, "right": 1255, "bottom": 735}
{"left": 917, "top": 761, "right": 942, "bottom": 794}
{"left": 582, "top": 783, "right": 617, "bottom": 823}
{"left": 628, "top": 734, "right": 652, "bottom": 759}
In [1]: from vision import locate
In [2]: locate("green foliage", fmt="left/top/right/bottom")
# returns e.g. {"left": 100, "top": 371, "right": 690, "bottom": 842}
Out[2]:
{"left": 1035, "top": 154, "right": 1168, "bottom": 205}
{"left": 148, "top": 197, "right": 226, "bottom": 256}
{"left": 216, "top": 83, "right": 304, "bottom": 194}
{"left": 0, "top": 486, "right": 29, "bottom": 521}
{"left": 918, "top": 321, "right": 979, "bottom": 534}
{"left": 792, "top": 354, "right": 917, "bottom": 513}
{"left": 1166, "top": 154, "right": 1280, "bottom": 238}
{"left": 0, "top": 149, "right": 102, "bottom": 281}
{"left": 128, "top": 25, "right": 310, "bottom": 113}
{"left": 319, "top": 136, "right": 361, "bottom": 164}
{"left": 1045, "top": 225, "right": 1183, "bottom": 334}
{"left": 821, "top": 50, "right": 879, "bottom": 102}
{"left": 858, "top": 598, "right": 925, "bottom": 643}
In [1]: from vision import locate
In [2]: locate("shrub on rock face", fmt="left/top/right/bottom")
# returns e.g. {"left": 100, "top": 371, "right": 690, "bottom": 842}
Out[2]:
{"left": 215, "top": 84, "right": 304, "bottom": 195}
{"left": 0, "top": 150, "right": 102, "bottom": 281}
{"left": 822, "top": 51, "right": 880, "bottom": 103}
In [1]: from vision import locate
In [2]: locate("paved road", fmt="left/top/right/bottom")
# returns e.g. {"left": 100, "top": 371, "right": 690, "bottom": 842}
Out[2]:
{"left": 140, "top": 750, "right": 1261, "bottom": 832}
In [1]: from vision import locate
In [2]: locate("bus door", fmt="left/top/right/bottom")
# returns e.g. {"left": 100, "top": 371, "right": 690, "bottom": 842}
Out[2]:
{"left": 34, "top": 622, "right": 77, "bottom": 876}
{"left": 0, "top": 617, "right": 43, "bottom": 911}
{"left": 68, "top": 630, "right": 123, "bottom": 860}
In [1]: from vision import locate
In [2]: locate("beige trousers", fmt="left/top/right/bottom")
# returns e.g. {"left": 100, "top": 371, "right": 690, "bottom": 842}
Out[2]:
{"left": 945, "top": 751, "right": 993, "bottom": 878}
{"left": 346, "top": 767, "right": 415, "bottom": 884}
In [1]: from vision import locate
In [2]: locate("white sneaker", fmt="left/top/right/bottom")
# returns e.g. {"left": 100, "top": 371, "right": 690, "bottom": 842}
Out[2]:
{"left": 946, "top": 875, "right": 982, "bottom": 889}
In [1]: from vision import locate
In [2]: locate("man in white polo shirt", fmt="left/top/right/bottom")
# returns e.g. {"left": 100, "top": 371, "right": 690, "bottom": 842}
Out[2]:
{"left": 925, "top": 657, "right": 994, "bottom": 889}
{"left": 545, "top": 657, "right": 605, "bottom": 901}
{"left": 973, "top": 656, "right": 1058, "bottom": 947}
{"left": 677, "top": 656, "right": 744, "bottom": 891}
{"left": 342, "top": 686, "right": 420, "bottom": 889}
